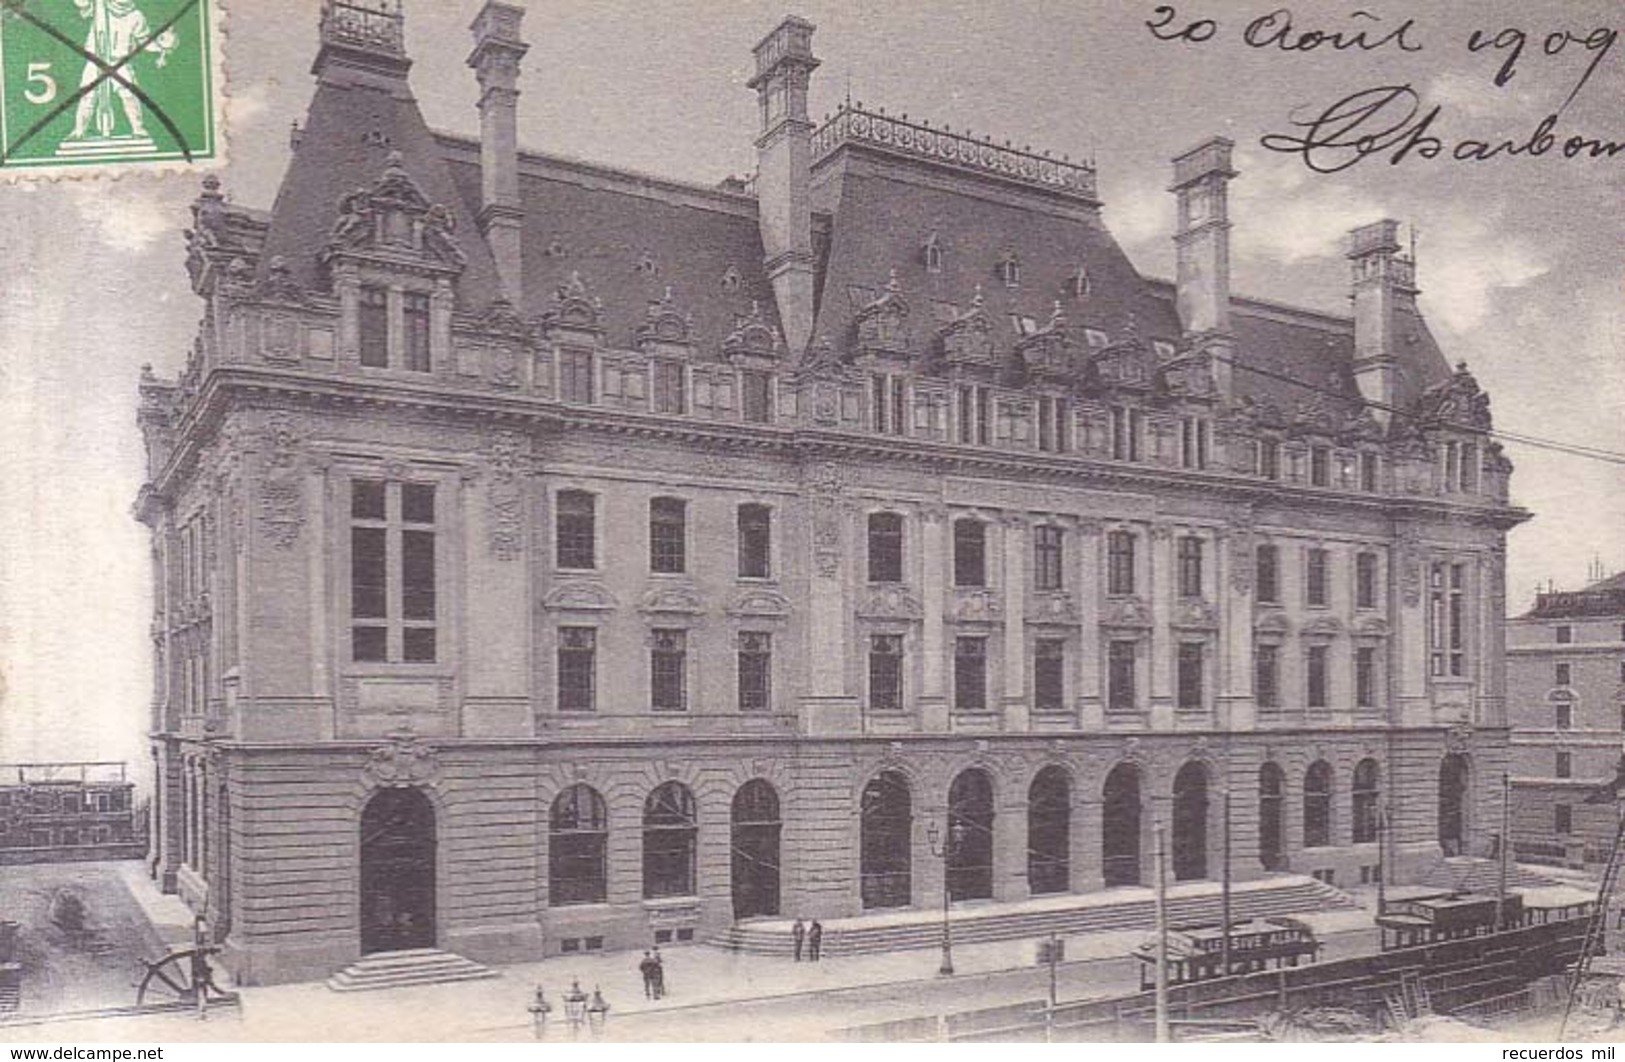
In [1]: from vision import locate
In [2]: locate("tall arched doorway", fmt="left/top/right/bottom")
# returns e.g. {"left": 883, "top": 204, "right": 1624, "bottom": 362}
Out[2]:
{"left": 1172, "top": 761, "right": 1209, "bottom": 881}
{"left": 948, "top": 768, "right": 995, "bottom": 901}
{"left": 1258, "top": 762, "right": 1286, "bottom": 871}
{"left": 1102, "top": 763, "right": 1142, "bottom": 886}
{"left": 731, "top": 780, "right": 781, "bottom": 920}
{"left": 1028, "top": 767, "right": 1071, "bottom": 896}
{"left": 359, "top": 787, "right": 436, "bottom": 954}
{"left": 861, "top": 770, "right": 912, "bottom": 909}
{"left": 1439, "top": 753, "right": 1469, "bottom": 855}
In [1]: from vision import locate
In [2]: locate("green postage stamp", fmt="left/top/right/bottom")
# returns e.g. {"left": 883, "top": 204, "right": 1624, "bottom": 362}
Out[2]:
{"left": 0, "top": 0, "right": 220, "bottom": 175}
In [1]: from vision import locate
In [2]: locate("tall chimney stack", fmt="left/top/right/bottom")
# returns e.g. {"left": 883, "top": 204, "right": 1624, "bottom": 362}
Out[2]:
{"left": 1170, "top": 137, "right": 1237, "bottom": 395}
{"left": 468, "top": 3, "right": 529, "bottom": 302}
{"left": 748, "top": 17, "right": 820, "bottom": 356}
{"left": 1347, "top": 219, "right": 1417, "bottom": 429}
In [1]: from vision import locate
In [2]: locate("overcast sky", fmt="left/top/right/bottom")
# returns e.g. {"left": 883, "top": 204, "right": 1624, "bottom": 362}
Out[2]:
{"left": 1, "top": 0, "right": 1620, "bottom": 766}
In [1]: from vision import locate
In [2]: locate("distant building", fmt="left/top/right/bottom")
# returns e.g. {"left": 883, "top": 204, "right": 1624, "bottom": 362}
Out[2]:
{"left": 0, "top": 763, "right": 142, "bottom": 864}
{"left": 1509, "top": 570, "right": 1625, "bottom": 868}
{"left": 135, "top": 1, "right": 1526, "bottom": 985}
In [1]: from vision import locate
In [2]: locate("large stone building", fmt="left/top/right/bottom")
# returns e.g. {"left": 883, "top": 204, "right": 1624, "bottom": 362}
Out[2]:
{"left": 1509, "top": 570, "right": 1625, "bottom": 868}
{"left": 135, "top": 1, "right": 1528, "bottom": 984}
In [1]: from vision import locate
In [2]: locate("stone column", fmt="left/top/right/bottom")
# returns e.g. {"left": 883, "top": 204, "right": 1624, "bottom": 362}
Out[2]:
{"left": 1077, "top": 520, "right": 1104, "bottom": 730}
{"left": 1394, "top": 529, "right": 1429, "bottom": 727}
{"left": 334, "top": 265, "right": 360, "bottom": 364}
{"left": 919, "top": 506, "right": 948, "bottom": 732}
{"left": 1149, "top": 524, "right": 1174, "bottom": 728}
{"left": 1219, "top": 523, "right": 1257, "bottom": 731}
{"left": 996, "top": 790, "right": 1027, "bottom": 901}
{"left": 1001, "top": 514, "right": 1028, "bottom": 731}
{"left": 431, "top": 279, "right": 455, "bottom": 377}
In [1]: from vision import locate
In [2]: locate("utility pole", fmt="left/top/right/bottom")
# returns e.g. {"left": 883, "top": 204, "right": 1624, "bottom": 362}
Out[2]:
{"left": 1221, "top": 788, "right": 1233, "bottom": 977}
{"left": 1497, "top": 773, "right": 1511, "bottom": 929}
{"left": 1376, "top": 801, "right": 1387, "bottom": 919}
{"left": 1154, "top": 818, "right": 1170, "bottom": 1043}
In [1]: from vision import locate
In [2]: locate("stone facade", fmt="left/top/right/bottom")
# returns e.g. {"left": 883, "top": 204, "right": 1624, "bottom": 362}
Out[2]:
{"left": 1507, "top": 573, "right": 1625, "bottom": 868}
{"left": 134, "top": 2, "right": 1527, "bottom": 985}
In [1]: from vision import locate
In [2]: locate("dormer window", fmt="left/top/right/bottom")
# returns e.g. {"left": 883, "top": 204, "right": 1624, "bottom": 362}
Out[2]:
{"left": 1010, "top": 314, "right": 1039, "bottom": 337}
{"left": 923, "top": 233, "right": 944, "bottom": 274}
{"left": 359, "top": 285, "right": 389, "bottom": 368}
{"left": 635, "top": 251, "right": 658, "bottom": 276}
{"left": 1084, "top": 328, "right": 1110, "bottom": 351}
{"left": 403, "top": 291, "right": 431, "bottom": 372}
{"left": 1153, "top": 340, "right": 1176, "bottom": 361}
{"left": 996, "top": 252, "right": 1021, "bottom": 289}
{"left": 720, "top": 266, "right": 742, "bottom": 294}
{"left": 1067, "top": 262, "right": 1091, "bottom": 298}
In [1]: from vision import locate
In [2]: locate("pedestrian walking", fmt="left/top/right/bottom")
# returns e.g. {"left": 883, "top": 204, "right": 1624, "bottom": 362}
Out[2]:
{"left": 791, "top": 917, "right": 806, "bottom": 961}
{"left": 638, "top": 950, "right": 658, "bottom": 999}
{"left": 808, "top": 920, "right": 823, "bottom": 962}
{"left": 652, "top": 945, "right": 666, "bottom": 998}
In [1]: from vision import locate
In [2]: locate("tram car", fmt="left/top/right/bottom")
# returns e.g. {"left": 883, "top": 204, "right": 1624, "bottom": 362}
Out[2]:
{"left": 1134, "top": 916, "right": 1320, "bottom": 989}
{"left": 1376, "top": 885, "right": 1595, "bottom": 951}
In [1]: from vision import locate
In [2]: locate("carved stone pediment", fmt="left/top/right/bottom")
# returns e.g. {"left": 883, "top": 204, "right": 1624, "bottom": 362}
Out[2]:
{"left": 1352, "top": 615, "right": 1390, "bottom": 640}
{"left": 478, "top": 297, "right": 536, "bottom": 346}
{"left": 639, "top": 584, "right": 706, "bottom": 616}
{"left": 1254, "top": 610, "right": 1292, "bottom": 636}
{"left": 727, "top": 587, "right": 793, "bottom": 618}
{"left": 1170, "top": 598, "right": 1219, "bottom": 630}
{"left": 541, "top": 271, "right": 605, "bottom": 340}
{"left": 256, "top": 256, "right": 307, "bottom": 306}
{"left": 1157, "top": 349, "right": 1216, "bottom": 400}
{"left": 543, "top": 581, "right": 618, "bottom": 612}
{"left": 1101, "top": 596, "right": 1152, "bottom": 630}
{"left": 854, "top": 271, "right": 910, "bottom": 356}
{"left": 322, "top": 152, "right": 466, "bottom": 274}
{"left": 1302, "top": 615, "right": 1344, "bottom": 640}
{"left": 1089, "top": 335, "right": 1154, "bottom": 393}
{"left": 1016, "top": 303, "right": 1076, "bottom": 382}
{"left": 636, "top": 287, "right": 695, "bottom": 353}
{"left": 1416, "top": 361, "right": 1493, "bottom": 431}
{"left": 953, "top": 588, "right": 1003, "bottom": 623}
{"left": 857, "top": 585, "right": 923, "bottom": 621}
{"left": 364, "top": 733, "right": 441, "bottom": 789}
{"left": 1026, "top": 590, "right": 1080, "bottom": 626}
{"left": 937, "top": 288, "right": 995, "bottom": 369}
{"left": 722, "top": 301, "right": 783, "bottom": 364}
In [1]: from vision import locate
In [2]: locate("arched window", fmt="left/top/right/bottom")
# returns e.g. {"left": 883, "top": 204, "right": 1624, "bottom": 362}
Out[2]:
{"left": 868, "top": 512, "right": 904, "bottom": 584}
{"left": 731, "top": 780, "right": 781, "bottom": 920}
{"left": 550, "top": 784, "right": 607, "bottom": 905}
{"left": 1304, "top": 761, "right": 1333, "bottom": 849}
{"left": 643, "top": 782, "right": 697, "bottom": 899}
{"left": 948, "top": 768, "right": 995, "bottom": 901}
{"left": 1172, "top": 761, "right": 1209, "bottom": 881}
{"left": 1259, "top": 762, "right": 1286, "bottom": 871}
{"left": 953, "top": 518, "right": 987, "bottom": 588}
{"left": 1439, "top": 753, "right": 1469, "bottom": 855}
{"left": 861, "top": 770, "right": 912, "bottom": 909}
{"left": 1352, "top": 759, "right": 1380, "bottom": 844}
{"left": 1028, "top": 767, "right": 1071, "bottom": 895}
{"left": 1102, "top": 763, "right": 1142, "bottom": 886}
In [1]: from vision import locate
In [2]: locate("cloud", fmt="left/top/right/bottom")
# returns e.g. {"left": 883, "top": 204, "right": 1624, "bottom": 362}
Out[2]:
{"left": 227, "top": 81, "right": 270, "bottom": 128}
{"left": 1416, "top": 211, "right": 1549, "bottom": 334}
{"left": 1231, "top": 150, "right": 1386, "bottom": 264}
{"left": 63, "top": 184, "right": 176, "bottom": 254}
{"left": 1104, "top": 180, "right": 1171, "bottom": 251}
{"left": 1427, "top": 72, "right": 1544, "bottom": 122}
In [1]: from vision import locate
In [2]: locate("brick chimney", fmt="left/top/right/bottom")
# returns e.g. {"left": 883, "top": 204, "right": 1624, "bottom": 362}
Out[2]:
{"left": 748, "top": 17, "right": 820, "bottom": 356}
{"left": 1170, "top": 137, "right": 1237, "bottom": 394}
{"left": 468, "top": 3, "right": 529, "bottom": 302}
{"left": 1347, "top": 219, "right": 1417, "bottom": 429}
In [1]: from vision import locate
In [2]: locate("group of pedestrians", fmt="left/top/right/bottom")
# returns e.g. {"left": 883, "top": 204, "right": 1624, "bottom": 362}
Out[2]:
{"left": 637, "top": 947, "right": 666, "bottom": 999}
{"left": 790, "top": 918, "right": 824, "bottom": 962}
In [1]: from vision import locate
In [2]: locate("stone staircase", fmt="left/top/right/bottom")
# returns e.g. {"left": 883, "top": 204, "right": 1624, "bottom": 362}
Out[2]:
{"left": 713, "top": 875, "right": 1360, "bottom": 958}
{"left": 1417, "top": 858, "right": 1561, "bottom": 894}
{"left": 326, "top": 949, "right": 498, "bottom": 992}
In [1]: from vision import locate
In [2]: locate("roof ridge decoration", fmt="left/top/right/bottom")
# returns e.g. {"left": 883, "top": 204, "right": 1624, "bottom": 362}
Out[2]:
{"left": 321, "top": 151, "right": 467, "bottom": 277}
{"left": 812, "top": 102, "right": 1098, "bottom": 202}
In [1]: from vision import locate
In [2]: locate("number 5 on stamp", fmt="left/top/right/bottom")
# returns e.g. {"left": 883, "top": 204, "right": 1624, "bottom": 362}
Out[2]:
{"left": 0, "top": 0, "right": 219, "bottom": 173}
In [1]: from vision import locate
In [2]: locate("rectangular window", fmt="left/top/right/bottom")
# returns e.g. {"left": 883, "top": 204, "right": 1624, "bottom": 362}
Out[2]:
{"left": 1556, "top": 751, "right": 1572, "bottom": 779}
{"left": 954, "top": 519, "right": 987, "bottom": 588}
{"left": 741, "top": 370, "right": 772, "bottom": 423}
{"left": 350, "top": 478, "right": 436, "bottom": 663}
{"left": 1556, "top": 804, "right": 1573, "bottom": 835}
{"left": 873, "top": 374, "right": 906, "bottom": 436}
{"left": 403, "top": 291, "right": 431, "bottom": 372}
{"left": 1034, "top": 639, "right": 1066, "bottom": 712}
{"left": 954, "top": 637, "right": 988, "bottom": 712}
{"left": 1037, "top": 396, "right": 1069, "bottom": 453}
{"left": 1448, "top": 563, "right": 1466, "bottom": 676}
{"left": 1178, "top": 536, "right": 1203, "bottom": 598}
{"left": 737, "top": 632, "right": 772, "bottom": 712}
{"left": 956, "top": 387, "right": 975, "bottom": 444}
{"left": 649, "top": 497, "right": 687, "bottom": 574}
{"left": 1556, "top": 662, "right": 1572, "bottom": 686}
{"left": 1360, "top": 453, "right": 1380, "bottom": 492}
{"left": 652, "top": 360, "right": 686, "bottom": 414}
{"left": 650, "top": 629, "right": 687, "bottom": 711}
{"left": 1460, "top": 443, "right": 1478, "bottom": 491}
{"left": 560, "top": 349, "right": 596, "bottom": 404}
{"left": 1556, "top": 702, "right": 1572, "bottom": 729}
{"left": 737, "top": 504, "right": 772, "bottom": 579}
{"left": 977, "top": 387, "right": 992, "bottom": 445}
{"left": 868, "top": 512, "right": 904, "bottom": 583}
{"left": 1256, "top": 544, "right": 1279, "bottom": 603}
{"left": 1356, "top": 552, "right": 1379, "bottom": 609}
{"left": 1310, "top": 446, "right": 1330, "bottom": 487}
{"left": 557, "top": 628, "right": 597, "bottom": 712}
{"left": 1259, "top": 439, "right": 1281, "bottom": 481}
{"left": 869, "top": 634, "right": 904, "bottom": 711}
{"left": 1177, "top": 643, "right": 1204, "bottom": 710}
{"left": 1443, "top": 441, "right": 1459, "bottom": 490}
{"left": 1111, "top": 407, "right": 1143, "bottom": 461}
{"left": 555, "top": 491, "right": 596, "bottom": 570}
{"left": 1307, "top": 548, "right": 1330, "bottom": 607}
{"left": 1180, "top": 418, "right": 1208, "bottom": 469}
{"left": 1356, "top": 646, "right": 1377, "bottom": 708}
{"left": 359, "top": 286, "right": 389, "bottom": 368}
{"left": 1556, "top": 625, "right": 1573, "bottom": 644}
{"left": 1307, "top": 645, "right": 1329, "bottom": 708}
{"left": 1108, "top": 640, "right": 1137, "bottom": 712}
{"left": 1256, "top": 644, "right": 1280, "bottom": 709}
{"left": 1107, "top": 531, "right": 1136, "bottom": 596}
{"left": 1033, "top": 525, "right": 1064, "bottom": 591}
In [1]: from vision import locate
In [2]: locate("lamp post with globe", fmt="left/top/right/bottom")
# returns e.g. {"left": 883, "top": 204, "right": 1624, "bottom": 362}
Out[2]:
{"left": 927, "top": 818, "right": 965, "bottom": 977}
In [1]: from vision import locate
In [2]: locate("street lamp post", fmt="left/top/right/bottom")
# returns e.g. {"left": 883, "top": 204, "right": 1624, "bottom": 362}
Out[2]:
{"left": 527, "top": 985, "right": 553, "bottom": 1039}
{"left": 562, "top": 978, "right": 589, "bottom": 1039}
{"left": 586, "top": 986, "right": 611, "bottom": 1039}
{"left": 927, "top": 819, "right": 963, "bottom": 977}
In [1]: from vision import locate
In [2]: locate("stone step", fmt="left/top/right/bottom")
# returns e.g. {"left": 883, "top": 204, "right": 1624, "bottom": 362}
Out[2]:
{"left": 326, "top": 949, "right": 498, "bottom": 993}
{"left": 713, "top": 877, "right": 1359, "bottom": 957}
